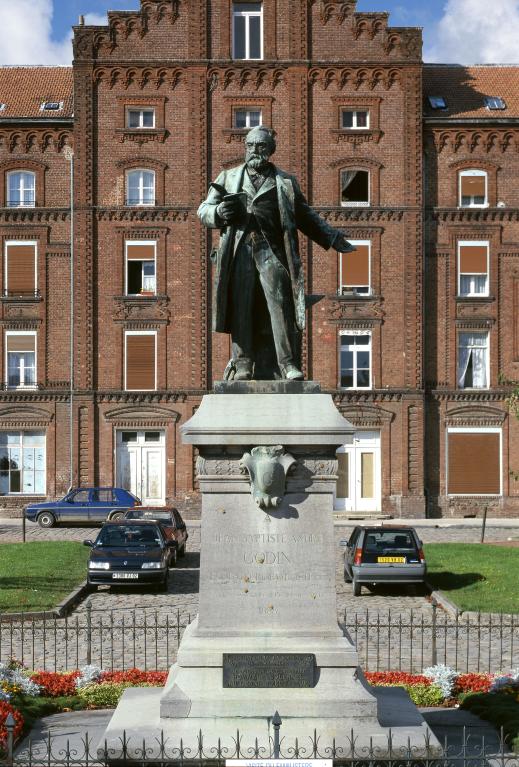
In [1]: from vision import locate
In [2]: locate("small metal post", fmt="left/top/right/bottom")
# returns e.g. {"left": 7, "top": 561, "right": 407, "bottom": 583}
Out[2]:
{"left": 22, "top": 512, "right": 26, "bottom": 543}
{"left": 480, "top": 506, "right": 488, "bottom": 543}
{"left": 86, "top": 600, "right": 92, "bottom": 665}
{"left": 272, "top": 711, "right": 282, "bottom": 758}
{"left": 431, "top": 601, "right": 438, "bottom": 666}
{"left": 5, "top": 711, "right": 15, "bottom": 766}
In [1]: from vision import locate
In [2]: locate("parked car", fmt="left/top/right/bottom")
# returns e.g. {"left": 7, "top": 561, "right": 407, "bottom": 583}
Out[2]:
{"left": 24, "top": 487, "right": 141, "bottom": 528}
{"left": 343, "top": 526, "right": 426, "bottom": 596}
{"left": 84, "top": 520, "right": 175, "bottom": 591}
{"left": 123, "top": 507, "right": 188, "bottom": 565}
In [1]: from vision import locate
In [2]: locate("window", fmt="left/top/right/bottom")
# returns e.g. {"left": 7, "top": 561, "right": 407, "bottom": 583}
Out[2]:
{"left": 0, "top": 431, "right": 45, "bottom": 495}
{"left": 459, "top": 170, "right": 487, "bottom": 207}
{"left": 340, "top": 332, "right": 371, "bottom": 389}
{"left": 7, "top": 171, "right": 35, "bottom": 208}
{"left": 341, "top": 170, "right": 369, "bottom": 207}
{"left": 126, "top": 242, "right": 156, "bottom": 295}
{"left": 339, "top": 241, "right": 370, "bottom": 295}
{"left": 125, "top": 332, "right": 157, "bottom": 391}
{"left": 5, "top": 332, "right": 36, "bottom": 389}
{"left": 4, "top": 241, "right": 37, "bottom": 297}
{"left": 70, "top": 489, "right": 89, "bottom": 503}
{"left": 234, "top": 109, "right": 262, "bottom": 128}
{"left": 126, "top": 170, "right": 155, "bottom": 206}
{"left": 93, "top": 489, "right": 115, "bottom": 502}
{"left": 428, "top": 96, "right": 447, "bottom": 110}
{"left": 485, "top": 96, "right": 506, "bottom": 111}
{"left": 447, "top": 428, "right": 501, "bottom": 495}
{"left": 126, "top": 108, "right": 155, "bottom": 129}
{"left": 233, "top": 2, "right": 263, "bottom": 59}
{"left": 41, "top": 101, "right": 63, "bottom": 111}
{"left": 457, "top": 331, "right": 488, "bottom": 389}
{"left": 458, "top": 242, "right": 489, "bottom": 297}
{"left": 341, "top": 110, "right": 369, "bottom": 129}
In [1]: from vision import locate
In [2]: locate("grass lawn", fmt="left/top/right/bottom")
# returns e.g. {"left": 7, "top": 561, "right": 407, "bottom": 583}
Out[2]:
{"left": 425, "top": 543, "right": 519, "bottom": 614}
{"left": 0, "top": 542, "right": 89, "bottom": 613}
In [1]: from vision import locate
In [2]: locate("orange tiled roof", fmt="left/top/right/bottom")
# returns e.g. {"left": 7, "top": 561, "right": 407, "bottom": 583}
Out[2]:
{"left": 424, "top": 65, "right": 519, "bottom": 119}
{"left": 0, "top": 67, "right": 73, "bottom": 119}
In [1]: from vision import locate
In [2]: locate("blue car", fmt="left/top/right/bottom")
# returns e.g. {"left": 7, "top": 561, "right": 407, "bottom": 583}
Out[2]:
{"left": 24, "top": 487, "right": 141, "bottom": 528}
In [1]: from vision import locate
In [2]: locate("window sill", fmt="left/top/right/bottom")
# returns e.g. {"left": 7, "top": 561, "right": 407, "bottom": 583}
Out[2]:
{"left": 337, "top": 291, "right": 378, "bottom": 300}
{"left": 455, "top": 295, "right": 494, "bottom": 302}
{"left": 341, "top": 202, "right": 370, "bottom": 208}
{"left": 331, "top": 129, "right": 382, "bottom": 145}
{"left": 116, "top": 129, "right": 167, "bottom": 144}
{"left": 458, "top": 204, "right": 489, "bottom": 210}
{"left": 1, "top": 384, "right": 40, "bottom": 391}
{"left": 1, "top": 292, "right": 42, "bottom": 303}
{"left": 115, "top": 294, "right": 166, "bottom": 302}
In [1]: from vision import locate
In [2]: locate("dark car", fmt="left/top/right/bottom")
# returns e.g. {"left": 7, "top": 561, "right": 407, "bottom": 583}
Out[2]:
{"left": 123, "top": 507, "right": 188, "bottom": 565}
{"left": 24, "top": 487, "right": 141, "bottom": 528}
{"left": 343, "top": 526, "right": 426, "bottom": 596}
{"left": 84, "top": 520, "right": 175, "bottom": 591}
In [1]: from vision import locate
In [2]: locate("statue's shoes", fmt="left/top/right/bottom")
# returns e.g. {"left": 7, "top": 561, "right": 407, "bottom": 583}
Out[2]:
{"left": 282, "top": 364, "right": 304, "bottom": 381}
{"left": 234, "top": 362, "right": 253, "bottom": 380}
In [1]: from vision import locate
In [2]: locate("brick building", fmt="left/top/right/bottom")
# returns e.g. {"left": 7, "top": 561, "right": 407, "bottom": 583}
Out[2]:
{"left": 0, "top": 0, "right": 518, "bottom": 519}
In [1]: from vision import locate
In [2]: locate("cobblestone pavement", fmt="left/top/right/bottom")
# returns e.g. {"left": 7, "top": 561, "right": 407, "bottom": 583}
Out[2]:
{"left": 1, "top": 520, "right": 518, "bottom": 673}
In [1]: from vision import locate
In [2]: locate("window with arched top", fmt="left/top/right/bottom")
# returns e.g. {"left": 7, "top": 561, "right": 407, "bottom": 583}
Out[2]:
{"left": 7, "top": 171, "right": 36, "bottom": 208}
{"left": 341, "top": 169, "right": 370, "bottom": 207}
{"left": 459, "top": 170, "right": 488, "bottom": 208}
{"left": 126, "top": 169, "right": 156, "bottom": 206}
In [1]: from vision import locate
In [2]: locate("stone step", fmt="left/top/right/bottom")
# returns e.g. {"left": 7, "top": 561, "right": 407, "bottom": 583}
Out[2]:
{"left": 333, "top": 512, "right": 392, "bottom": 520}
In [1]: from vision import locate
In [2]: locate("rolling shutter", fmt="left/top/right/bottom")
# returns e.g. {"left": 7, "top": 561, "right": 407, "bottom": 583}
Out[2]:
{"left": 461, "top": 175, "right": 486, "bottom": 198}
{"left": 6, "top": 244, "right": 36, "bottom": 295}
{"left": 6, "top": 334, "right": 35, "bottom": 352}
{"left": 126, "top": 244, "right": 155, "bottom": 260}
{"left": 341, "top": 244, "right": 369, "bottom": 287}
{"left": 448, "top": 432, "right": 500, "bottom": 494}
{"left": 126, "top": 334, "right": 155, "bottom": 390}
{"left": 459, "top": 245, "right": 487, "bottom": 274}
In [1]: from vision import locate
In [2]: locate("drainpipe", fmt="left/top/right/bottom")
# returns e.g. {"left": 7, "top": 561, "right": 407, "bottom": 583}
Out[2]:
{"left": 63, "top": 144, "right": 74, "bottom": 490}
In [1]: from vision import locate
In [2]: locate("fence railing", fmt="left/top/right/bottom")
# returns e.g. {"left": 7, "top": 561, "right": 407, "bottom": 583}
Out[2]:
{"left": 2, "top": 726, "right": 519, "bottom": 767}
{"left": 0, "top": 603, "right": 518, "bottom": 674}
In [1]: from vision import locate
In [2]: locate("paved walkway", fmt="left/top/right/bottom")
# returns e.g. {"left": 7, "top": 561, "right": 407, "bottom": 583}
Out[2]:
{"left": 1, "top": 519, "right": 518, "bottom": 673}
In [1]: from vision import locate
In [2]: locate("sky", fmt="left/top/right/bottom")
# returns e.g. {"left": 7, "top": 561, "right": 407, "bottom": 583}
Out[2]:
{"left": 1, "top": 0, "right": 519, "bottom": 66}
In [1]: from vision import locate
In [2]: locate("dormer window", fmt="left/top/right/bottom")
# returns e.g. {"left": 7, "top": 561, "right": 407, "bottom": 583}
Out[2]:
{"left": 428, "top": 96, "right": 447, "bottom": 110}
{"left": 0, "top": 104, "right": 6, "bottom": 112}
{"left": 485, "top": 96, "right": 506, "bottom": 110}
{"left": 41, "top": 101, "right": 63, "bottom": 111}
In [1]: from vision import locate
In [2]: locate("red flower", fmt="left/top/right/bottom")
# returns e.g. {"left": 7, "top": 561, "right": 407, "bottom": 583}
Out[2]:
{"left": 0, "top": 701, "right": 24, "bottom": 750}
{"left": 30, "top": 671, "right": 81, "bottom": 697}
{"left": 99, "top": 669, "right": 167, "bottom": 686}
{"left": 365, "top": 671, "right": 431, "bottom": 686}
{"left": 454, "top": 673, "right": 493, "bottom": 694}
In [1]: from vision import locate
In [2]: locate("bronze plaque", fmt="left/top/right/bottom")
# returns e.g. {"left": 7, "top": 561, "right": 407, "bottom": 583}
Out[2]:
{"left": 223, "top": 653, "right": 315, "bottom": 688}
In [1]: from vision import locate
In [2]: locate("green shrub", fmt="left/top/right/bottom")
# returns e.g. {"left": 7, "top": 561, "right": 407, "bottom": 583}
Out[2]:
{"left": 461, "top": 692, "right": 519, "bottom": 753}
{"left": 404, "top": 683, "right": 444, "bottom": 707}
{"left": 76, "top": 682, "right": 156, "bottom": 708}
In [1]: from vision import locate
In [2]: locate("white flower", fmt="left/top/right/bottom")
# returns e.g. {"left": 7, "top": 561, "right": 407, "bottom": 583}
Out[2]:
{"left": 75, "top": 665, "right": 102, "bottom": 689}
{"left": 423, "top": 664, "right": 458, "bottom": 698}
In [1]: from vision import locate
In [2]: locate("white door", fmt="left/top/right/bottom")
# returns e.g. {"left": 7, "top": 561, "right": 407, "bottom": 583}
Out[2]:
{"left": 335, "top": 431, "right": 381, "bottom": 513}
{"left": 116, "top": 430, "right": 165, "bottom": 506}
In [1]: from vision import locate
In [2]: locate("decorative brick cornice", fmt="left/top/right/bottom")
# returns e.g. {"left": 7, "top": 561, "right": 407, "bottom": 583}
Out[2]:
{"left": 93, "top": 66, "right": 183, "bottom": 90}
{"left": 429, "top": 389, "right": 509, "bottom": 402}
{"left": 327, "top": 296, "right": 385, "bottom": 324}
{"left": 94, "top": 390, "right": 198, "bottom": 404}
{"left": 0, "top": 130, "right": 72, "bottom": 155}
{"left": 428, "top": 208, "right": 519, "bottom": 223}
{"left": 444, "top": 404, "right": 506, "bottom": 427}
{"left": 319, "top": 207, "right": 405, "bottom": 222}
{"left": 103, "top": 404, "right": 180, "bottom": 424}
{"left": 336, "top": 402, "right": 395, "bottom": 426}
{"left": 309, "top": 67, "right": 402, "bottom": 90}
{"left": 96, "top": 207, "right": 189, "bottom": 222}
{"left": 430, "top": 129, "right": 519, "bottom": 154}
{"left": 332, "top": 389, "right": 422, "bottom": 404}
{"left": 318, "top": 0, "right": 357, "bottom": 25}
{"left": 0, "top": 208, "right": 70, "bottom": 224}
{"left": 208, "top": 67, "right": 285, "bottom": 92}
{"left": 113, "top": 295, "right": 170, "bottom": 324}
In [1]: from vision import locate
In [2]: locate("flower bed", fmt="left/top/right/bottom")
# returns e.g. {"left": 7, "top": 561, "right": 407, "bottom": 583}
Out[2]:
{"left": 461, "top": 670, "right": 519, "bottom": 753}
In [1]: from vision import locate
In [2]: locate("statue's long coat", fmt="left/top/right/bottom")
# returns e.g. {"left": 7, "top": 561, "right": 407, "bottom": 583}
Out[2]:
{"left": 197, "top": 163, "right": 341, "bottom": 334}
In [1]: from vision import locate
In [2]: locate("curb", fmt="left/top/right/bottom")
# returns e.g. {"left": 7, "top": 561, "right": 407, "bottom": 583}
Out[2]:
{"left": 0, "top": 580, "right": 90, "bottom": 623}
{"left": 427, "top": 581, "right": 459, "bottom": 619}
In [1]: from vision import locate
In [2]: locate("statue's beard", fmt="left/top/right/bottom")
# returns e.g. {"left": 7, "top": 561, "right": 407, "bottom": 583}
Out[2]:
{"left": 246, "top": 154, "right": 270, "bottom": 171}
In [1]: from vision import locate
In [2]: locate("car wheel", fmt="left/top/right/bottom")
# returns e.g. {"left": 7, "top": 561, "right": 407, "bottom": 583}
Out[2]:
{"left": 169, "top": 548, "right": 177, "bottom": 568}
{"left": 87, "top": 580, "right": 98, "bottom": 592}
{"left": 37, "top": 511, "right": 56, "bottom": 528}
{"left": 109, "top": 511, "right": 125, "bottom": 521}
{"left": 178, "top": 542, "right": 186, "bottom": 558}
{"left": 344, "top": 568, "right": 352, "bottom": 583}
{"left": 157, "top": 575, "right": 168, "bottom": 592}
{"left": 353, "top": 579, "right": 361, "bottom": 597}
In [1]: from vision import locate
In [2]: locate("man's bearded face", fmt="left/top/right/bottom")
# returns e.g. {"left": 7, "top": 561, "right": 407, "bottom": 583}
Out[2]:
{"left": 245, "top": 138, "right": 273, "bottom": 171}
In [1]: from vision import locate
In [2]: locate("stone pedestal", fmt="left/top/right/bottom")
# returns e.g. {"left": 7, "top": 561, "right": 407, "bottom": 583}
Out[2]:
{"left": 99, "top": 390, "right": 441, "bottom": 758}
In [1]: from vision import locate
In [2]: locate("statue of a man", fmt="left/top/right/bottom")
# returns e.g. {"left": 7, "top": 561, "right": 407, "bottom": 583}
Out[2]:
{"left": 198, "top": 126, "right": 355, "bottom": 381}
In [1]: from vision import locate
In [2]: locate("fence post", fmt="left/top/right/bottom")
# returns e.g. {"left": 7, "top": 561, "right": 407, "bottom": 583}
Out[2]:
{"left": 5, "top": 712, "right": 15, "bottom": 766}
{"left": 431, "top": 601, "right": 438, "bottom": 666}
{"left": 22, "top": 513, "right": 26, "bottom": 543}
{"left": 86, "top": 600, "right": 92, "bottom": 665}
{"left": 480, "top": 506, "right": 488, "bottom": 544}
{"left": 272, "top": 711, "right": 282, "bottom": 758}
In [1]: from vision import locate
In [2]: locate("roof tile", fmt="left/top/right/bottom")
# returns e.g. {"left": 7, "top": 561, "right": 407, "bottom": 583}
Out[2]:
{"left": 0, "top": 67, "right": 73, "bottom": 119}
{"left": 424, "top": 65, "right": 519, "bottom": 119}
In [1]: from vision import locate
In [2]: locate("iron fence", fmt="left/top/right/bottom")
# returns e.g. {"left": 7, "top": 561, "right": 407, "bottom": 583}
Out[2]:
{"left": 0, "top": 603, "right": 518, "bottom": 674}
{"left": 2, "top": 726, "right": 519, "bottom": 767}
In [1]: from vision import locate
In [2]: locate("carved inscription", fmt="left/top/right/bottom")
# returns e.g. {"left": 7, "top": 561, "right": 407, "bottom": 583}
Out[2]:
{"left": 223, "top": 654, "right": 315, "bottom": 688}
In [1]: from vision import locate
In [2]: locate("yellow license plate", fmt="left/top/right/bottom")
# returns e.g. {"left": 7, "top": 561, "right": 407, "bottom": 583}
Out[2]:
{"left": 377, "top": 556, "right": 405, "bottom": 563}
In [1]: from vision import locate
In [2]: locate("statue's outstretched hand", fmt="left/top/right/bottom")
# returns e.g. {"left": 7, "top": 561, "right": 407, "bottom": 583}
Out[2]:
{"left": 334, "top": 231, "right": 356, "bottom": 253}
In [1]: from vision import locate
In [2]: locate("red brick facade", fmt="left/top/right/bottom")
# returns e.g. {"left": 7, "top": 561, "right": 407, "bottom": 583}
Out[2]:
{"left": 0, "top": 0, "right": 517, "bottom": 518}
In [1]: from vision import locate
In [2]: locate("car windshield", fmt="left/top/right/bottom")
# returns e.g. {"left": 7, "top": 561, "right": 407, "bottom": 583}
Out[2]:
{"left": 97, "top": 525, "right": 162, "bottom": 547}
{"left": 363, "top": 530, "right": 418, "bottom": 554}
{"left": 125, "top": 511, "right": 172, "bottom": 522}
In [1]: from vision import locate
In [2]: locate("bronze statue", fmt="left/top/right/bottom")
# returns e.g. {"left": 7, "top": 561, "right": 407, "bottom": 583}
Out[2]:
{"left": 198, "top": 126, "right": 355, "bottom": 381}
